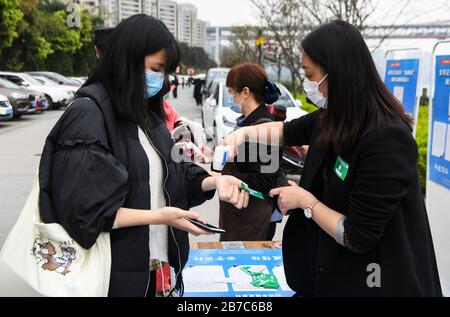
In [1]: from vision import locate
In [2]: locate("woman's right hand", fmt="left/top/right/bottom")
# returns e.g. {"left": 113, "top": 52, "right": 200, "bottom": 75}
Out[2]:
{"left": 220, "top": 127, "right": 248, "bottom": 159}
{"left": 156, "top": 207, "right": 213, "bottom": 236}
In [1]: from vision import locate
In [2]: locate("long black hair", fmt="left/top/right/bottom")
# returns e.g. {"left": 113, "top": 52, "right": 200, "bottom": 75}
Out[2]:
{"left": 302, "top": 20, "right": 413, "bottom": 154}
{"left": 84, "top": 14, "right": 179, "bottom": 127}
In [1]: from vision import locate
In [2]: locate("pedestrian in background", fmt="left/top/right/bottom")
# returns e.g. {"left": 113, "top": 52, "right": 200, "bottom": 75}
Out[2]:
{"left": 94, "top": 27, "right": 114, "bottom": 58}
{"left": 193, "top": 76, "right": 204, "bottom": 106}
{"left": 172, "top": 75, "right": 179, "bottom": 99}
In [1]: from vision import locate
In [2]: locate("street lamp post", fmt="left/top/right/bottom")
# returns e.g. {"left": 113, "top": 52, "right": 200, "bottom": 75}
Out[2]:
{"left": 256, "top": 29, "right": 265, "bottom": 66}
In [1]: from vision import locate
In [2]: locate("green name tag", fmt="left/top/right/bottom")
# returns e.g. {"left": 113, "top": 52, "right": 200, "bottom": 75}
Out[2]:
{"left": 334, "top": 156, "right": 349, "bottom": 181}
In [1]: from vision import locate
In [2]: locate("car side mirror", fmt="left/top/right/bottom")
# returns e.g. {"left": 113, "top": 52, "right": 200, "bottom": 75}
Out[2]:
{"left": 20, "top": 82, "right": 29, "bottom": 87}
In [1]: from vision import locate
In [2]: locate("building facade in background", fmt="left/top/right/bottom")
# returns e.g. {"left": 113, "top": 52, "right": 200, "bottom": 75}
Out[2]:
{"left": 118, "top": 0, "right": 142, "bottom": 22}
{"left": 193, "top": 19, "right": 208, "bottom": 49}
{"left": 177, "top": 3, "right": 196, "bottom": 46}
{"left": 67, "top": 0, "right": 208, "bottom": 51}
{"left": 154, "top": 0, "right": 178, "bottom": 37}
{"left": 142, "top": 0, "right": 158, "bottom": 17}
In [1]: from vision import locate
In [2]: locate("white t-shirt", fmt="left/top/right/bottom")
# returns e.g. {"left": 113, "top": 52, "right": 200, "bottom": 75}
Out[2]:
{"left": 138, "top": 127, "right": 169, "bottom": 264}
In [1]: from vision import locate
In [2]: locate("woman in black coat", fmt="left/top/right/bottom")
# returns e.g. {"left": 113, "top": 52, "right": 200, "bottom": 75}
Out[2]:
{"left": 223, "top": 21, "right": 442, "bottom": 297}
{"left": 39, "top": 14, "right": 249, "bottom": 297}
{"left": 219, "top": 63, "right": 280, "bottom": 242}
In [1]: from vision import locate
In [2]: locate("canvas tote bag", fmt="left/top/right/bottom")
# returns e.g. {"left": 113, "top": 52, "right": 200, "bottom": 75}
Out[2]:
{"left": 0, "top": 175, "right": 111, "bottom": 297}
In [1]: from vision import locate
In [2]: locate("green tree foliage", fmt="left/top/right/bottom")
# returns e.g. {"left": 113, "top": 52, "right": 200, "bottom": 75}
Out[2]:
{"left": 1, "top": 1, "right": 214, "bottom": 76}
{"left": 71, "top": 14, "right": 103, "bottom": 76}
{"left": 0, "top": 0, "right": 24, "bottom": 54}
{"left": 220, "top": 26, "right": 260, "bottom": 68}
{"left": 178, "top": 42, "right": 217, "bottom": 72}
{"left": 0, "top": 0, "right": 101, "bottom": 76}
{"left": 416, "top": 103, "right": 429, "bottom": 195}
{"left": 0, "top": 0, "right": 50, "bottom": 70}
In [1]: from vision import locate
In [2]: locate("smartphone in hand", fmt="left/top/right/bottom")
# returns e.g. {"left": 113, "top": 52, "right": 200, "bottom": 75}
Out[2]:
{"left": 186, "top": 218, "right": 226, "bottom": 234}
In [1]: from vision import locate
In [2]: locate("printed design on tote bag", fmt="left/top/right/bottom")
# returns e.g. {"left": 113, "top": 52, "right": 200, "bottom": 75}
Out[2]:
{"left": 31, "top": 236, "right": 77, "bottom": 276}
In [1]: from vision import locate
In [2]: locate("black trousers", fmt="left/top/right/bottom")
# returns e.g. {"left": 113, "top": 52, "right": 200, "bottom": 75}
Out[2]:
{"left": 146, "top": 270, "right": 157, "bottom": 298}
{"left": 266, "top": 222, "right": 277, "bottom": 241}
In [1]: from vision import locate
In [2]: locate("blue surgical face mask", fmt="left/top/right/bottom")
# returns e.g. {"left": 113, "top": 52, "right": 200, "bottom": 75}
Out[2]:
{"left": 145, "top": 70, "right": 165, "bottom": 98}
{"left": 227, "top": 96, "right": 241, "bottom": 113}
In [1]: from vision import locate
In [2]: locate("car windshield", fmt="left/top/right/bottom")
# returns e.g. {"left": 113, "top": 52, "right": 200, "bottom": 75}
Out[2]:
{"left": 222, "top": 83, "right": 295, "bottom": 114}
{"left": 49, "top": 72, "right": 77, "bottom": 85}
{"left": 49, "top": 72, "right": 66, "bottom": 81}
{"left": 209, "top": 71, "right": 229, "bottom": 80}
{"left": 207, "top": 70, "right": 229, "bottom": 86}
{"left": 20, "top": 73, "right": 41, "bottom": 85}
{"left": 34, "top": 76, "right": 58, "bottom": 86}
{"left": 0, "top": 78, "right": 20, "bottom": 89}
{"left": 273, "top": 85, "right": 295, "bottom": 108}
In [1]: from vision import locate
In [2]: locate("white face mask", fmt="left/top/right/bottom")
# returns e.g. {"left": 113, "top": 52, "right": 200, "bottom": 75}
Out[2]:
{"left": 303, "top": 74, "right": 328, "bottom": 109}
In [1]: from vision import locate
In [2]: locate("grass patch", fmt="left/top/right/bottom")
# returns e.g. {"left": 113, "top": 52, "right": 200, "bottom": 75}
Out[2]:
{"left": 295, "top": 92, "right": 318, "bottom": 113}
{"left": 416, "top": 103, "right": 428, "bottom": 195}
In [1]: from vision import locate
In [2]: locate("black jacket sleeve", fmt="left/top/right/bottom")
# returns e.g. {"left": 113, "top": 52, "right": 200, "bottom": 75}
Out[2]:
{"left": 283, "top": 110, "right": 322, "bottom": 146}
{"left": 46, "top": 99, "right": 128, "bottom": 249}
{"left": 226, "top": 166, "right": 276, "bottom": 200}
{"left": 232, "top": 142, "right": 282, "bottom": 197}
{"left": 344, "top": 123, "right": 418, "bottom": 254}
{"left": 181, "top": 162, "right": 215, "bottom": 208}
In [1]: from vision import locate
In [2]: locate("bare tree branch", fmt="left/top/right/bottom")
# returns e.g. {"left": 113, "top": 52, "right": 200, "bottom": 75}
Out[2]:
{"left": 251, "top": 0, "right": 309, "bottom": 95}
{"left": 368, "top": 0, "right": 413, "bottom": 52}
{"left": 220, "top": 25, "right": 262, "bottom": 67}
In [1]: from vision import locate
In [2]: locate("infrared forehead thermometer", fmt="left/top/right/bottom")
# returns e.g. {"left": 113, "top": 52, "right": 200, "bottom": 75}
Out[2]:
{"left": 185, "top": 142, "right": 203, "bottom": 156}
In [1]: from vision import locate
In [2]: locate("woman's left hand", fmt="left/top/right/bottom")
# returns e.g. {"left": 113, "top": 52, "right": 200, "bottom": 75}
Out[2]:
{"left": 270, "top": 181, "right": 316, "bottom": 215}
{"left": 215, "top": 175, "right": 250, "bottom": 210}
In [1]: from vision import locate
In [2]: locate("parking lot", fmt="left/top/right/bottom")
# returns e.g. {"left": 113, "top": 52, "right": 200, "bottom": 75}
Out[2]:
{"left": 0, "top": 109, "right": 64, "bottom": 246}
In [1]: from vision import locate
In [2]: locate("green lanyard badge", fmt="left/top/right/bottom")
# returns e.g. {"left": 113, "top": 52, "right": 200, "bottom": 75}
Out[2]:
{"left": 241, "top": 182, "right": 265, "bottom": 200}
{"left": 334, "top": 155, "right": 349, "bottom": 181}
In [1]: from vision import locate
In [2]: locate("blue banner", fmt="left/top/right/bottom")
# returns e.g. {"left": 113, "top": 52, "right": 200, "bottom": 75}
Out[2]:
{"left": 182, "top": 248, "right": 295, "bottom": 298}
{"left": 385, "top": 59, "right": 420, "bottom": 118}
{"left": 429, "top": 55, "right": 450, "bottom": 190}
